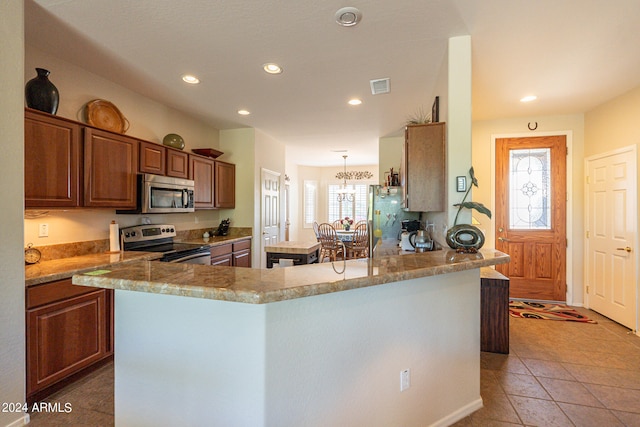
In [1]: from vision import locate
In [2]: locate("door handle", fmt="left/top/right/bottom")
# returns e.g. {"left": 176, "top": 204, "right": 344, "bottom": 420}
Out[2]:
{"left": 498, "top": 237, "right": 511, "bottom": 242}
{"left": 616, "top": 246, "right": 632, "bottom": 253}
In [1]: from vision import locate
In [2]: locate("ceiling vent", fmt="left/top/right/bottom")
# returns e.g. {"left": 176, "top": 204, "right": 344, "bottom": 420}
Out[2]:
{"left": 370, "top": 78, "right": 390, "bottom": 95}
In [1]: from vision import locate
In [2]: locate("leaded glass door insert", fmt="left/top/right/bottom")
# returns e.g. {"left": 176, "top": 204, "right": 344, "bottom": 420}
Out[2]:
{"left": 509, "top": 148, "right": 551, "bottom": 230}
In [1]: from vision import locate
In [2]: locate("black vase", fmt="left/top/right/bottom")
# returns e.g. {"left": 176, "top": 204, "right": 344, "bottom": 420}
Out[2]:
{"left": 25, "top": 68, "right": 59, "bottom": 114}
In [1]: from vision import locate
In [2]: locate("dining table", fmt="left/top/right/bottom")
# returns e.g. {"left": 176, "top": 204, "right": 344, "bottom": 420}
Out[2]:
{"left": 335, "top": 229, "right": 355, "bottom": 242}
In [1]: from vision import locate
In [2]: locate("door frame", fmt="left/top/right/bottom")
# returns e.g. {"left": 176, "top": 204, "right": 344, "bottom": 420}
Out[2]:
{"left": 490, "top": 130, "right": 574, "bottom": 303}
{"left": 584, "top": 145, "right": 639, "bottom": 334}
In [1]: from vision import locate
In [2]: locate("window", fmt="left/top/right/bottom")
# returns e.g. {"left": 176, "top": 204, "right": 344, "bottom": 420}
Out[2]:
{"left": 328, "top": 183, "right": 369, "bottom": 223}
{"left": 303, "top": 180, "right": 318, "bottom": 228}
{"left": 509, "top": 148, "right": 551, "bottom": 229}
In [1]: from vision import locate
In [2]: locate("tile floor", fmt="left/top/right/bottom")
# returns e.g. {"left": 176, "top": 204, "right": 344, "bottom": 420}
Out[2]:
{"left": 26, "top": 307, "right": 640, "bottom": 427}
{"left": 454, "top": 307, "right": 640, "bottom": 427}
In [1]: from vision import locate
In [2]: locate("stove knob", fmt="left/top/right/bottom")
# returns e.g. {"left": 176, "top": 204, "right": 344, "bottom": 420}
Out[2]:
{"left": 124, "top": 232, "right": 130, "bottom": 238}
{"left": 170, "top": 227, "right": 175, "bottom": 233}
{"left": 131, "top": 231, "right": 136, "bottom": 237}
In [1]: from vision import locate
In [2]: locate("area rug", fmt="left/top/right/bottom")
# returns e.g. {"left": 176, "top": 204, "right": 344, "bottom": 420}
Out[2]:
{"left": 509, "top": 300, "right": 597, "bottom": 323}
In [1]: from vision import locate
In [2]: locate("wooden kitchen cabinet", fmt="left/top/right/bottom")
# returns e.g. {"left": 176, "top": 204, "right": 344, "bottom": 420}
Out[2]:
{"left": 84, "top": 128, "right": 138, "bottom": 208}
{"left": 26, "top": 278, "right": 113, "bottom": 404}
{"left": 232, "top": 239, "right": 251, "bottom": 267}
{"left": 139, "top": 140, "right": 166, "bottom": 175}
{"left": 210, "top": 239, "right": 251, "bottom": 267}
{"left": 24, "top": 109, "right": 82, "bottom": 208}
{"left": 166, "top": 147, "right": 189, "bottom": 179}
{"left": 189, "top": 154, "right": 215, "bottom": 209}
{"left": 402, "top": 122, "right": 446, "bottom": 212}
{"left": 215, "top": 160, "right": 236, "bottom": 208}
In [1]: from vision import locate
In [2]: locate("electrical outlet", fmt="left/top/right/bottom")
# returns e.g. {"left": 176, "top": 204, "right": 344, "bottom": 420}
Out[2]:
{"left": 38, "top": 223, "right": 49, "bottom": 237}
{"left": 400, "top": 369, "right": 410, "bottom": 392}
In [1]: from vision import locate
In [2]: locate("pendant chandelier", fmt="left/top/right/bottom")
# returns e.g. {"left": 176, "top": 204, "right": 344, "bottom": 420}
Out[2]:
{"left": 336, "top": 155, "right": 356, "bottom": 203}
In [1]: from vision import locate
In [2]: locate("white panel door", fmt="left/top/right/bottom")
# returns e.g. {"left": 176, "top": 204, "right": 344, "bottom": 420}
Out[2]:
{"left": 261, "top": 169, "right": 281, "bottom": 268}
{"left": 586, "top": 146, "right": 638, "bottom": 331}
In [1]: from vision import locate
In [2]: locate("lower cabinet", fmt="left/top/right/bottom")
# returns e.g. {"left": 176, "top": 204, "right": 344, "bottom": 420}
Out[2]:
{"left": 210, "top": 239, "right": 251, "bottom": 267}
{"left": 26, "top": 278, "right": 113, "bottom": 404}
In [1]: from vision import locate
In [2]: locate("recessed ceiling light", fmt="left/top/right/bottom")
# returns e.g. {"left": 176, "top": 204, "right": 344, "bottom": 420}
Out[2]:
{"left": 238, "top": 109, "right": 251, "bottom": 116}
{"left": 348, "top": 99, "right": 362, "bottom": 106}
{"left": 520, "top": 95, "right": 537, "bottom": 103}
{"left": 263, "top": 63, "right": 283, "bottom": 74}
{"left": 182, "top": 75, "right": 200, "bottom": 84}
{"left": 335, "top": 7, "right": 362, "bottom": 27}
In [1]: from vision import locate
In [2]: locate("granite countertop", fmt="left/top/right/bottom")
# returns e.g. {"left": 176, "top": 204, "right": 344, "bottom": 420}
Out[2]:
{"left": 72, "top": 249, "right": 510, "bottom": 304}
{"left": 179, "top": 235, "right": 252, "bottom": 247}
{"left": 25, "top": 251, "right": 163, "bottom": 287}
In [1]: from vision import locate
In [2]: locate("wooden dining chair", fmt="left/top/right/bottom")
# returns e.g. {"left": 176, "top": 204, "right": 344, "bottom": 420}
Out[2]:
{"left": 348, "top": 221, "right": 369, "bottom": 259}
{"left": 332, "top": 219, "right": 343, "bottom": 229}
{"left": 312, "top": 221, "right": 320, "bottom": 241}
{"left": 317, "top": 223, "right": 344, "bottom": 262}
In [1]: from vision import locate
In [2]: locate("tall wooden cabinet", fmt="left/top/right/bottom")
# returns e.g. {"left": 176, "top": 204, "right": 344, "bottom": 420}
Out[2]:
{"left": 24, "top": 110, "right": 82, "bottom": 208}
{"left": 83, "top": 128, "right": 138, "bottom": 208}
{"left": 26, "top": 278, "right": 113, "bottom": 404}
{"left": 189, "top": 155, "right": 215, "bottom": 209}
{"left": 215, "top": 160, "right": 236, "bottom": 208}
{"left": 402, "top": 122, "right": 446, "bottom": 212}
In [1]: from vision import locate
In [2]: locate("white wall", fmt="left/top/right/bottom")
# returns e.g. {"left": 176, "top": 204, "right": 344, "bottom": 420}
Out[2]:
{"left": 472, "top": 114, "right": 585, "bottom": 304}
{"left": 0, "top": 2, "right": 27, "bottom": 426}
{"left": 24, "top": 45, "right": 225, "bottom": 246}
{"left": 112, "top": 269, "right": 481, "bottom": 427}
{"left": 379, "top": 135, "right": 403, "bottom": 183}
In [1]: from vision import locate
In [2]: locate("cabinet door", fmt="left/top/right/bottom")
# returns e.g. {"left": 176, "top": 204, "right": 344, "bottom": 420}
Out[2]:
{"left": 25, "top": 110, "right": 82, "bottom": 207}
{"left": 26, "top": 288, "right": 108, "bottom": 396}
{"left": 211, "top": 254, "right": 233, "bottom": 266}
{"left": 404, "top": 122, "right": 446, "bottom": 212}
{"left": 189, "top": 155, "right": 215, "bottom": 209}
{"left": 84, "top": 128, "right": 138, "bottom": 208}
{"left": 139, "top": 140, "right": 165, "bottom": 175}
{"left": 166, "top": 147, "right": 189, "bottom": 178}
{"left": 232, "top": 249, "right": 251, "bottom": 267}
{"left": 215, "top": 160, "right": 236, "bottom": 208}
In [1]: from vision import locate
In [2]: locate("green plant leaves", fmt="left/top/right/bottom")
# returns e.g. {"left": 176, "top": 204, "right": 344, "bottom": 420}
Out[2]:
{"left": 453, "top": 201, "right": 492, "bottom": 219}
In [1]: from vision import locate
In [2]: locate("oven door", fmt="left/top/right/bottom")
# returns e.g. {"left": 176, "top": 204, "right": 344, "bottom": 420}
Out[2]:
{"left": 167, "top": 252, "right": 211, "bottom": 265}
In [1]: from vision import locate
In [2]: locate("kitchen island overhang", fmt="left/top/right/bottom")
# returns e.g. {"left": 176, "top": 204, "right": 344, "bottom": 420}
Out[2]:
{"left": 73, "top": 249, "right": 509, "bottom": 427}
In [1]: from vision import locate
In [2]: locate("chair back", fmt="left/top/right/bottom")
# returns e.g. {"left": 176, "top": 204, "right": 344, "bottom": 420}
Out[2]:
{"left": 351, "top": 221, "right": 369, "bottom": 256}
{"left": 332, "top": 219, "right": 343, "bottom": 229}
{"left": 313, "top": 221, "right": 320, "bottom": 241}
{"left": 318, "top": 223, "right": 341, "bottom": 250}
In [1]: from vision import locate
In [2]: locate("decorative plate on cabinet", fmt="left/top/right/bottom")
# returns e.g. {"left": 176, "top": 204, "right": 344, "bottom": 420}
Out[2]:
{"left": 84, "top": 99, "right": 130, "bottom": 133}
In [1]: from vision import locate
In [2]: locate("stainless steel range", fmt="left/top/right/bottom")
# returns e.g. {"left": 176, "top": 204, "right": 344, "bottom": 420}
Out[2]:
{"left": 121, "top": 224, "right": 211, "bottom": 265}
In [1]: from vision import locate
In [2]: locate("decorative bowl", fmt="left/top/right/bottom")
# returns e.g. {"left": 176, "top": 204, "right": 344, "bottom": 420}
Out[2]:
{"left": 191, "top": 148, "right": 223, "bottom": 159}
{"left": 163, "top": 133, "right": 185, "bottom": 150}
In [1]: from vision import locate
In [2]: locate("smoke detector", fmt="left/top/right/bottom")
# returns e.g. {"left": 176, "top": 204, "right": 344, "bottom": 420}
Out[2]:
{"left": 335, "top": 7, "right": 362, "bottom": 27}
{"left": 370, "top": 78, "right": 390, "bottom": 95}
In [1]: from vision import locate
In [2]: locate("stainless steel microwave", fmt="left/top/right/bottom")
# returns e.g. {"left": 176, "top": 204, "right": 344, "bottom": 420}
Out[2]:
{"left": 117, "top": 174, "right": 195, "bottom": 214}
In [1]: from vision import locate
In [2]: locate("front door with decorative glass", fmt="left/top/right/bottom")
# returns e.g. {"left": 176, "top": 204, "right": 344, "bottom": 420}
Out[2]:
{"left": 495, "top": 135, "right": 567, "bottom": 301}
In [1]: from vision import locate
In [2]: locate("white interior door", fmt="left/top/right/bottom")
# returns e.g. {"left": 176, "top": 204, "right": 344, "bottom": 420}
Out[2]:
{"left": 261, "top": 169, "right": 281, "bottom": 268}
{"left": 586, "top": 146, "right": 638, "bottom": 332}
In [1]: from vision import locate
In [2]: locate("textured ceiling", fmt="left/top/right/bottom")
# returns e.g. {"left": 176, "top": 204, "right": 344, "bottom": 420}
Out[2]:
{"left": 26, "top": 0, "right": 640, "bottom": 166}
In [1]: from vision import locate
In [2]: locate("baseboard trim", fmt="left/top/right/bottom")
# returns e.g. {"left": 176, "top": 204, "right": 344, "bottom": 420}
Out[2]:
{"left": 429, "top": 397, "right": 483, "bottom": 427}
{"left": 4, "top": 413, "right": 29, "bottom": 427}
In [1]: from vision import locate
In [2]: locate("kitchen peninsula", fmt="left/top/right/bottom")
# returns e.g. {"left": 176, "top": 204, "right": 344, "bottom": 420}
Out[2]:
{"left": 73, "top": 249, "right": 509, "bottom": 427}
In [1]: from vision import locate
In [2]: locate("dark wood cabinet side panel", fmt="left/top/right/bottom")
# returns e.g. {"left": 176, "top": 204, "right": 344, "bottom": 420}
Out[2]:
{"left": 405, "top": 122, "right": 446, "bottom": 212}
{"left": 84, "top": 128, "right": 138, "bottom": 208}
{"left": 189, "top": 155, "right": 215, "bottom": 208}
{"left": 25, "top": 112, "right": 82, "bottom": 207}
{"left": 214, "top": 161, "right": 236, "bottom": 208}
{"left": 166, "top": 148, "right": 189, "bottom": 178}
{"left": 139, "top": 140, "right": 166, "bottom": 175}
{"left": 26, "top": 290, "right": 107, "bottom": 396}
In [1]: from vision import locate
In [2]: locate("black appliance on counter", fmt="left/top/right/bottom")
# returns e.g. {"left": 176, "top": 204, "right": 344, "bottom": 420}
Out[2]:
{"left": 121, "top": 224, "right": 211, "bottom": 264}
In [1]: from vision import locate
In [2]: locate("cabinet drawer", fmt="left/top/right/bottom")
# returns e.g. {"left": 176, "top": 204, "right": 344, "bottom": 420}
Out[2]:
{"left": 233, "top": 239, "right": 251, "bottom": 252}
{"left": 27, "top": 278, "right": 96, "bottom": 310}
{"left": 210, "top": 243, "right": 232, "bottom": 258}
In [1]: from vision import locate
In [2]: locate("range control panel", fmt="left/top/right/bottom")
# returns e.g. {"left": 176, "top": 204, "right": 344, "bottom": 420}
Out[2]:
{"left": 121, "top": 224, "right": 176, "bottom": 244}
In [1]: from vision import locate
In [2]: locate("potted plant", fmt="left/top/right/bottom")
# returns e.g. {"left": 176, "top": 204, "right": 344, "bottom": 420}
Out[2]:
{"left": 446, "top": 167, "right": 492, "bottom": 252}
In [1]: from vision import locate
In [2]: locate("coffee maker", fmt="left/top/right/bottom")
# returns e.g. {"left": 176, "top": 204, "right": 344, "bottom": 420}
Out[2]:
{"left": 399, "top": 220, "right": 421, "bottom": 251}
